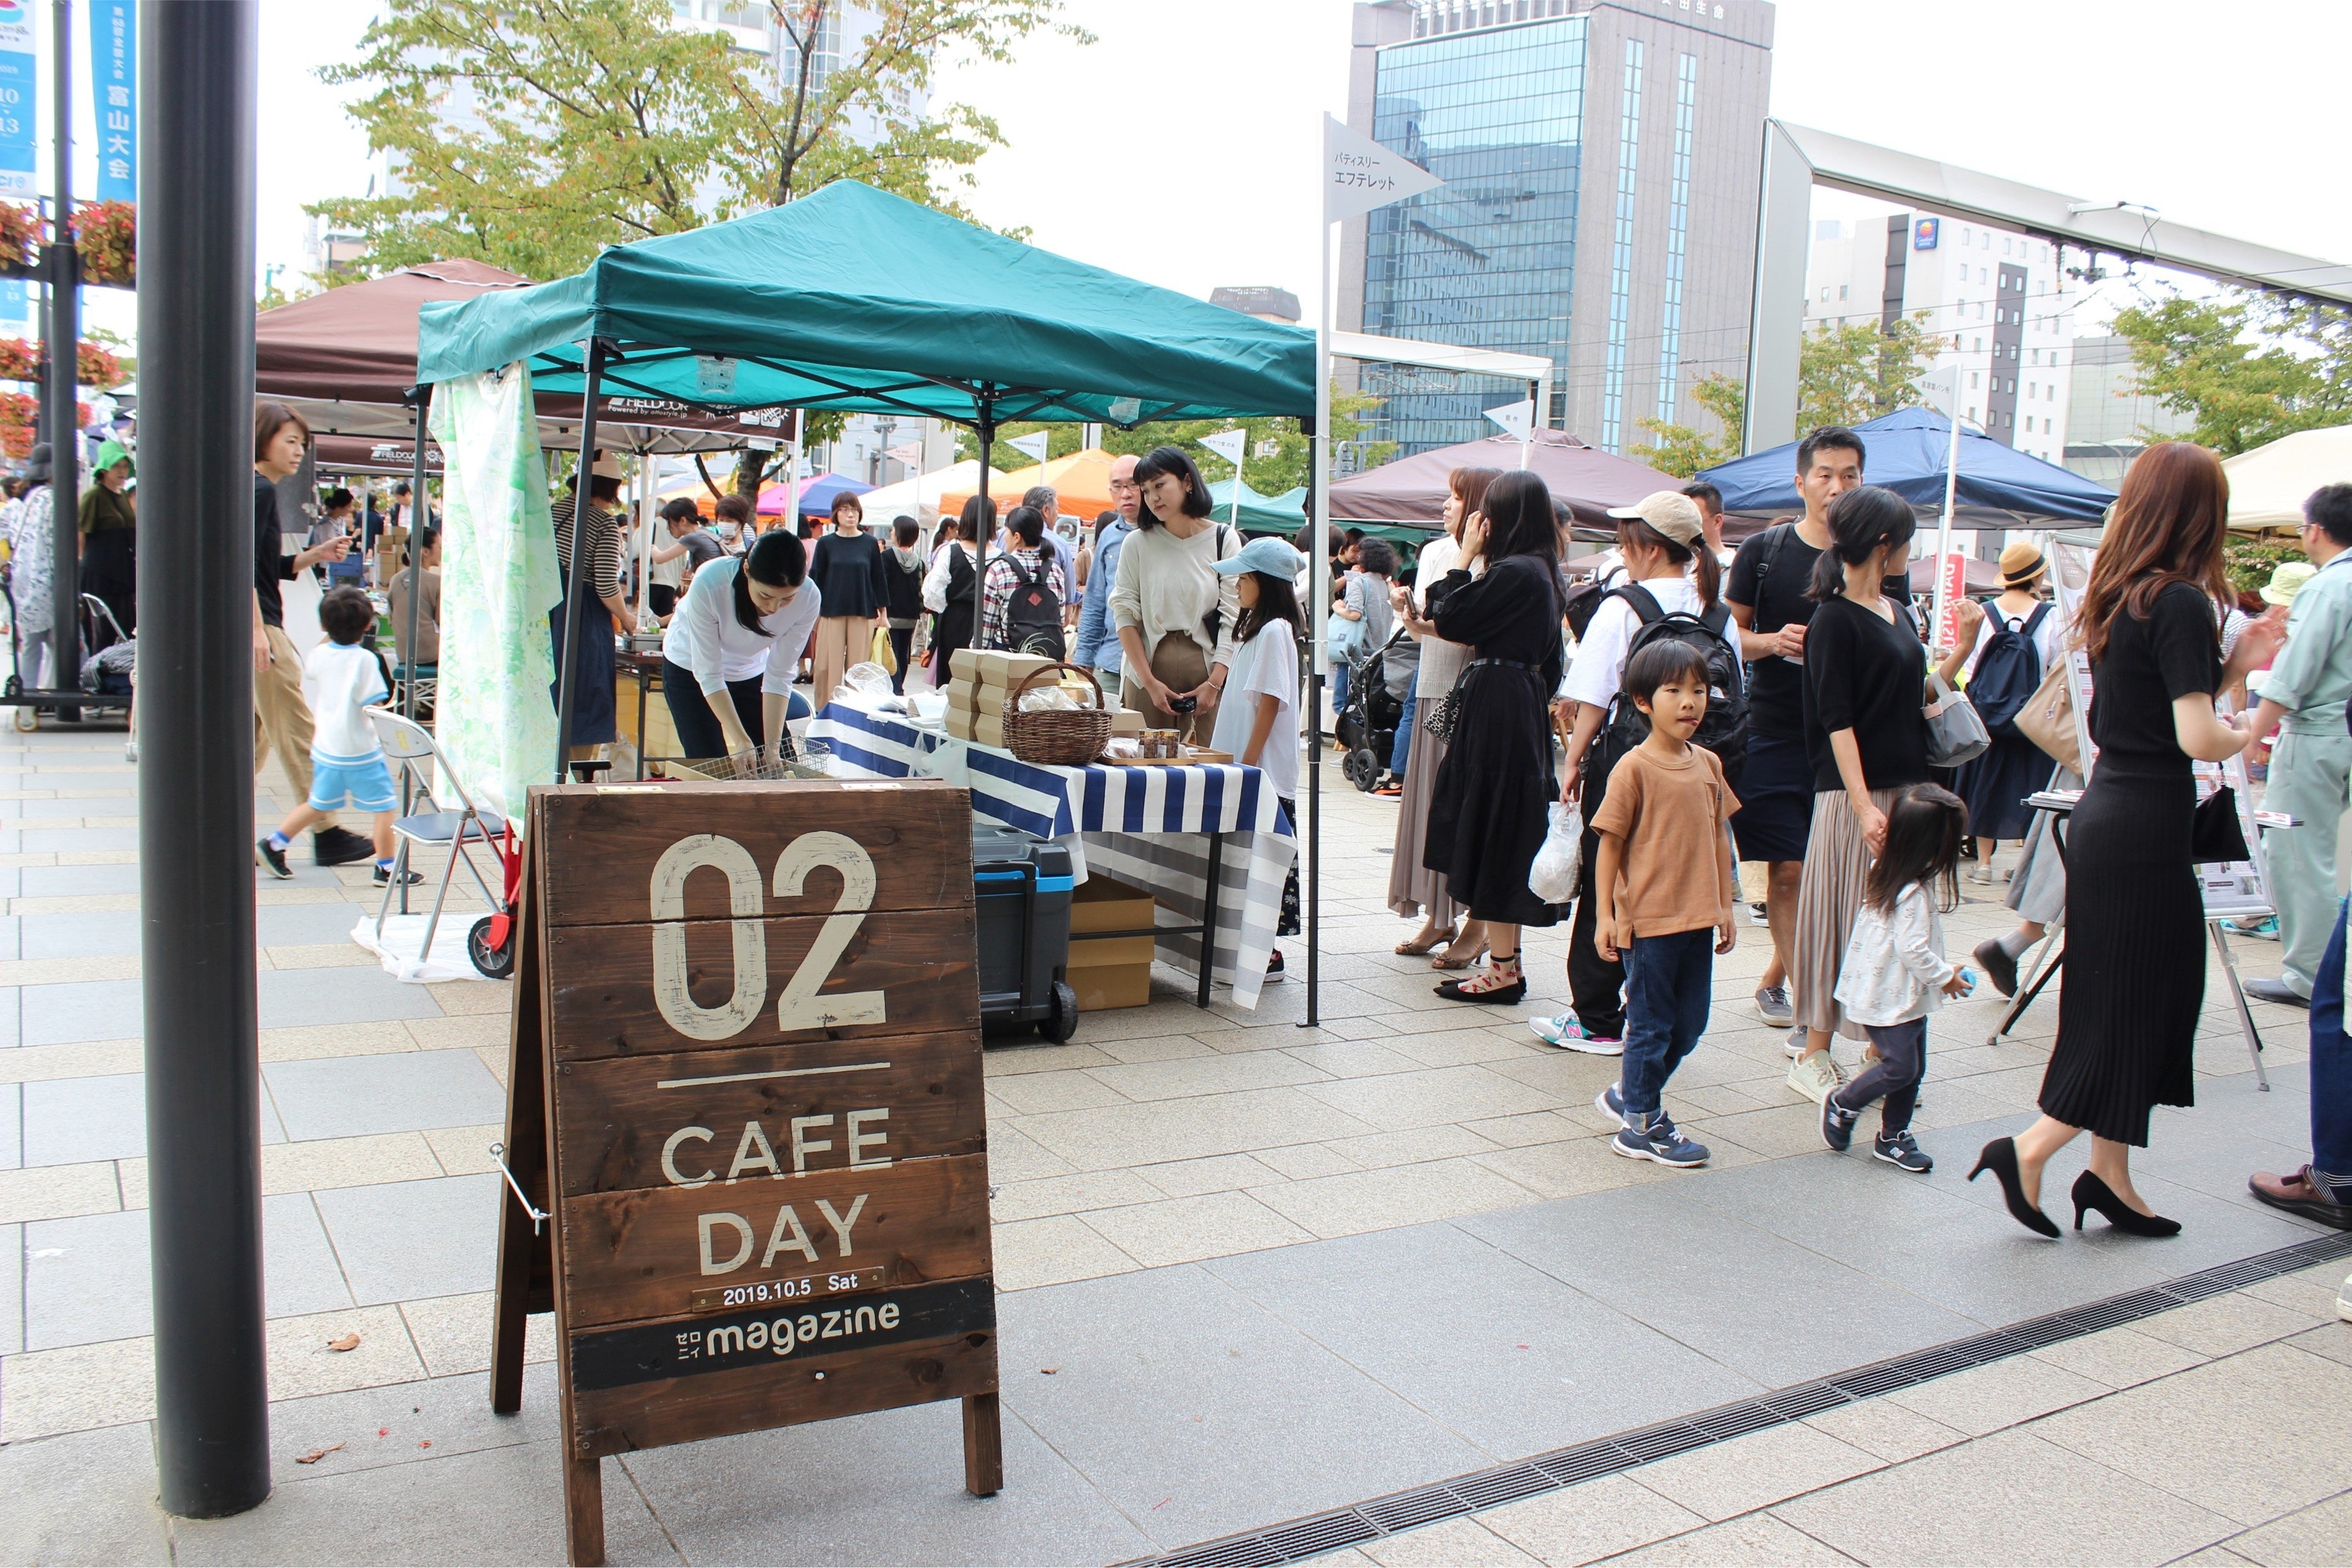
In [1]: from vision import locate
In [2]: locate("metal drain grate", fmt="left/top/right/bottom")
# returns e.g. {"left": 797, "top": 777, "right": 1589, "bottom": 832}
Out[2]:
{"left": 1135, "top": 1229, "right": 2352, "bottom": 1568}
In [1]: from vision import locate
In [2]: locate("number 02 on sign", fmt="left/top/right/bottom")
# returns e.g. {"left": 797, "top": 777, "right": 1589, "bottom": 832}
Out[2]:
{"left": 487, "top": 778, "right": 997, "bottom": 1567}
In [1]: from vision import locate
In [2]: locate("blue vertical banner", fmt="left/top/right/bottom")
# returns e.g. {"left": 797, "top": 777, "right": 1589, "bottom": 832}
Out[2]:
{"left": 0, "top": 0, "right": 35, "bottom": 199}
{"left": 89, "top": 0, "right": 134, "bottom": 203}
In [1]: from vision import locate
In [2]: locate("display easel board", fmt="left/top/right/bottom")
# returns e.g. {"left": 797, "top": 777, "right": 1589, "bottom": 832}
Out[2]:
{"left": 489, "top": 777, "right": 1000, "bottom": 1567}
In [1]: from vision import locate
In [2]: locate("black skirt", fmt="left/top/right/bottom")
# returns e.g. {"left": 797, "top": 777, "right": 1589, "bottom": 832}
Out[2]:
{"left": 1422, "top": 664, "right": 1560, "bottom": 928}
{"left": 1953, "top": 735, "right": 2052, "bottom": 841}
{"left": 2038, "top": 767, "right": 2200, "bottom": 1145}
{"left": 548, "top": 598, "right": 618, "bottom": 746}
{"left": 79, "top": 527, "right": 135, "bottom": 643}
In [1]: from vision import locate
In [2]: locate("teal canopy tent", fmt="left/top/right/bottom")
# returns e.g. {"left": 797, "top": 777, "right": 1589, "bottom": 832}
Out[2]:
{"left": 415, "top": 180, "right": 1315, "bottom": 428}
{"left": 1209, "top": 478, "right": 1311, "bottom": 534}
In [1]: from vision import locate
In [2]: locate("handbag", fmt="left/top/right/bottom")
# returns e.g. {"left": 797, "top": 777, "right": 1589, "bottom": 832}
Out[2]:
{"left": 2015, "top": 659, "right": 2080, "bottom": 773}
{"left": 1923, "top": 670, "right": 1991, "bottom": 766}
{"left": 870, "top": 625, "right": 897, "bottom": 676}
{"left": 2191, "top": 785, "right": 2251, "bottom": 864}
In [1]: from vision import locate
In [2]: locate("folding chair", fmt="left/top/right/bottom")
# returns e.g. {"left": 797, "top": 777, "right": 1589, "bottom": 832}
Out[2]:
{"left": 368, "top": 705, "right": 506, "bottom": 963}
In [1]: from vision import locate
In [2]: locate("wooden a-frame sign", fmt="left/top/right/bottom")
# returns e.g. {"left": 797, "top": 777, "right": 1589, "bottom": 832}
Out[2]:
{"left": 488, "top": 778, "right": 1000, "bottom": 1565}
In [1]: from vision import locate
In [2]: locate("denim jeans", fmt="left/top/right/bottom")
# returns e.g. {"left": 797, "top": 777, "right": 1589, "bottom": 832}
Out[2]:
{"left": 2307, "top": 895, "right": 2351, "bottom": 1197}
{"left": 1621, "top": 927, "right": 1713, "bottom": 1117}
{"left": 1331, "top": 661, "right": 1351, "bottom": 725}
{"left": 1390, "top": 691, "right": 1416, "bottom": 776}
{"left": 1834, "top": 1016, "right": 1927, "bottom": 1133}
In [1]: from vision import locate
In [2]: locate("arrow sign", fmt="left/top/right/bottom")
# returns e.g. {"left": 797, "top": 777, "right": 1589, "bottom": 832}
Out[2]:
{"left": 1198, "top": 428, "right": 1247, "bottom": 470}
{"left": 1324, "top": 113, "right": 1443, "bottom": 224}
{"left": 1006, "top": 431, "right": 1051, "bottom": 465}
{"left": 884, "top": 440, "right": 923, "bottom": 465}
{"left": 1484, "top": 401, "right": 1534, "bottom": 441}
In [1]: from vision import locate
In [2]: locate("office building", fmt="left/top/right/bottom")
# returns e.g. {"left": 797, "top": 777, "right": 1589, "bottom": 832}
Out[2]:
{"left": 1338, "top": 0, "right": 1775, "bottom": 458}
{"left": 2064, "top": 334, "right": 2193, "bottom": 487}
{"left": 1804, "top": 213, "right": 2077, "bottom": 465}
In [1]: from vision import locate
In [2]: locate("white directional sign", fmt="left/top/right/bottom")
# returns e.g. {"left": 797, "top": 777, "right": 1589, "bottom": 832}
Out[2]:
{"left": 1006, "top": 431, "right": 1050, "bottom": 465}
{"left": 1322, "top": 114, "right": 1443, "bottom": 224}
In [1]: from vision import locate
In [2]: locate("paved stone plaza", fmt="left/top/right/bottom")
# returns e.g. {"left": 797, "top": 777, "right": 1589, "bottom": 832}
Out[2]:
{"left": 2, "top": 722, "right": 2348, "bottom": 1565}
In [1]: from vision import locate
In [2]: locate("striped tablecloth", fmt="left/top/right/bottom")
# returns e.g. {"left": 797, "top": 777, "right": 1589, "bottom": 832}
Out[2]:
{"left": 805, "top": 696, "right": 1297, "bottom": 1008}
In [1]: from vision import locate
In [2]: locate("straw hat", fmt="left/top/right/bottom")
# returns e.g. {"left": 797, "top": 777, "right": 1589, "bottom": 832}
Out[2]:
{"left": 2261, "top": 560, "right": 2317, "bottom": 606}
{"left": 1997, "top": 541, "right": 2047, "bottom": 588}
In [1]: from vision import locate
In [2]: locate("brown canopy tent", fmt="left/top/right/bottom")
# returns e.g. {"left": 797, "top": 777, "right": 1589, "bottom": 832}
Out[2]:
{"left": 310, "top": 433, "right": 443, "bottom": 476}
{"left": 1329, "top": 429, "right": 1676, "bottom": 538}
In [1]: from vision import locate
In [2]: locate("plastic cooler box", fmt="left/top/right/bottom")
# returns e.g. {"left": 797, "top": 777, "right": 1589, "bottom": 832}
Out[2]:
{"left": 971, "top": 824, "right": 1079, "bottom": 1042}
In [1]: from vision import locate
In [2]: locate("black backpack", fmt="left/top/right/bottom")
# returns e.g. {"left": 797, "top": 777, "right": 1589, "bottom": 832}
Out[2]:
{"left": 1967, "top": 599, "right": 2049, "bottom": 741}
{"left": 1584, "top": 584, "right": 1749, "bottom": 808}
{"left": 1002, "top": 552, "right": 1066, "bottom": 659}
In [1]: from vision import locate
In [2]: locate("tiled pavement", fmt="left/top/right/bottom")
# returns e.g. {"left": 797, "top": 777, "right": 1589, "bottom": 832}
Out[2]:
{"left": 1, "top": 720, "right": 2346, "bottom": 1565}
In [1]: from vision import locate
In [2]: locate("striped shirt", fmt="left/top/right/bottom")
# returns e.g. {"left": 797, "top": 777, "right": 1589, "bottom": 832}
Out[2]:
{"left": 550, "top": 496, "right": 622, "bottom": 603}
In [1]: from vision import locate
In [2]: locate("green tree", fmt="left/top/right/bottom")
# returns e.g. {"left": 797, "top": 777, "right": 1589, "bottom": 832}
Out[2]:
{"left": 2108, "top": 289, "right": 2352, "bottom": 456}
{"left": 1628, "top": 314, "right": 1944, "bottom": 473}
{"left": 1630, "top": 373, "right": 1744, "bottom": 477}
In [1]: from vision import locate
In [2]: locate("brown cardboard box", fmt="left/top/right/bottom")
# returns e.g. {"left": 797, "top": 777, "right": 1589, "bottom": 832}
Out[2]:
{"left": 1067, "top": 873, "right": 1156, "bottom": 1010}
{"left": 945, "top": 710, "right": 1006, "bottom": 748}
{"left": 1068, "top": 961, "right": 1151, "bottom": 1011}
{"left": 1109, "top": 709, "right": 1145, "bottom": 737}
{"left": 947, "top": 649, "right": 1053, "bottom": 686}
{"left": 1071, "top": 873, "right": 1154, "bottom": 934}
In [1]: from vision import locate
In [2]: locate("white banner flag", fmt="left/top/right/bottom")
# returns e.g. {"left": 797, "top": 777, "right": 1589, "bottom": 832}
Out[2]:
{"left": 1484, "top": 401, "right": 1535, "bottom": 441}
{"left": 1198, "top": 428, "right": 1247, "bottom": 469}
{"left": 884, "top": 440, "right": 923, "bottom": 465}
{"left": 1323, "top": 113, "right": 1443, "bottom": 224}
{"left": 1007, "top": 431, "right": 1051, "bottom": 465}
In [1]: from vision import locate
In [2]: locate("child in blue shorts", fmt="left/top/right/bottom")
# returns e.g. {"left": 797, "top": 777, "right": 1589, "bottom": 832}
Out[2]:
{"left": 256, "top": 586, "right": 416, "bottom": 885}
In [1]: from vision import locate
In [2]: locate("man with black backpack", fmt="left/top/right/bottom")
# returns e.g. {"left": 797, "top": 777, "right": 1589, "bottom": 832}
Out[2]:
{"left": 1724, "top": 428, "right": 1863, "bottom": 1094}
{"left": 980, "top": 503, "right": 1070, "bottom": 658}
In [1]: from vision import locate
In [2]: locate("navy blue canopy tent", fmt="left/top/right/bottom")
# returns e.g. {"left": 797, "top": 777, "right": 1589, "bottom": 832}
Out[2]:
{"left": 1698, "top": 408, "right": 2115, "bottom": 530}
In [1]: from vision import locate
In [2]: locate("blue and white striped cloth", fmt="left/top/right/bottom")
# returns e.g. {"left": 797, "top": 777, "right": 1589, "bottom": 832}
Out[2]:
{"left": 806, "top": 696, "right": 1297, "bottom": 1008}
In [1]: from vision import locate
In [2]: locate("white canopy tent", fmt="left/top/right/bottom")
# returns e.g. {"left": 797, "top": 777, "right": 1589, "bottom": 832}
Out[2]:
{"left": 2223, "top": 425, "right": 2352, "bottom": 531}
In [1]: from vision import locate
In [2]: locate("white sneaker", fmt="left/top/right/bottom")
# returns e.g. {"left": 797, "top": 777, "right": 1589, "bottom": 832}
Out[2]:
{"left": 1787, "top": 1050, "right": 1844, "bottom": 1105}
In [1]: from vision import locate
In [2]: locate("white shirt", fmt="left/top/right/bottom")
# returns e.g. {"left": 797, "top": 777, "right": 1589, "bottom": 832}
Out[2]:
{"left": 1108, "top": 521, "right": 1242, "bottom": 667}
{"left": 1208, "top": 622, "right": 1301, "bottom": 801}
{"left": 303, "top": 640, "right": 390, "bottom": 763}
{"left": 1562, "top": 573, "right": 1705, "bottom": 708}
{"left": 921, "top": 540, "right": 974, "bottom": 612}
{"left": 1833, "top": 882, "right": 1957, "bottom": 1026}
{"left": 661, "top": 557, "right": 822, "bottom": 696}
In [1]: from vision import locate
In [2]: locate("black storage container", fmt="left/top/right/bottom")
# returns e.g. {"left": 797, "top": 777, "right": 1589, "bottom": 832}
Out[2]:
{"left": 972, "top": 824, "right": 1078, "bottom": 1041}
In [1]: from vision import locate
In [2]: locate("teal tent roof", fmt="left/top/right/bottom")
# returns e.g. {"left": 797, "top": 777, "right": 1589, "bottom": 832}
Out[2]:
{"left": 414, "top": 181, "right": 1317, "bottom": 427}
{"left": 1208, "top": 478, "right": 1310, "bottom": 533}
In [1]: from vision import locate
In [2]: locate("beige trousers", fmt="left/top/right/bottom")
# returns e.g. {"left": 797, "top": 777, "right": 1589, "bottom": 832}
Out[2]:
{"left": 253, "top": 622, "right": 334, "bottom": 826}
{"left": 812, "top": 615, "right": 868, "bottom": 707}
{"left": 1122, "top": 632, "right": 1220, "bottom": 745}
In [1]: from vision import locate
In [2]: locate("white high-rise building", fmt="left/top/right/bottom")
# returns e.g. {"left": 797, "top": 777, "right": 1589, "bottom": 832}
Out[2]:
{"left": 1803, "top": 213, "right": 2076, "bottom": 465}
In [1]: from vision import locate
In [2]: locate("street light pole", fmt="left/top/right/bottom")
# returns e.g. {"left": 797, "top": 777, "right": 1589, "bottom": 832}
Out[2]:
{"left": 138, "top": 0, "right": 272, "bottom": 1519}
{"left": 47, "top": 0, "right": 77, "bottom": 698}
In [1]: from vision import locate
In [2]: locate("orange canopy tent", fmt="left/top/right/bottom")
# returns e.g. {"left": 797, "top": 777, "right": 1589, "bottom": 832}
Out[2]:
{"left": 937, "top": 446, "right": 1119, "bottom": 522}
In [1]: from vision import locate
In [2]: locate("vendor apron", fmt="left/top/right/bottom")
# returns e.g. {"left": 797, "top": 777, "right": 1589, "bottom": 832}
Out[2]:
{"left": 548, "top": 596, "right": 618, "bottom": 746}
{"left": 1124, "top": 632, "right": 1217, "bottom": 746}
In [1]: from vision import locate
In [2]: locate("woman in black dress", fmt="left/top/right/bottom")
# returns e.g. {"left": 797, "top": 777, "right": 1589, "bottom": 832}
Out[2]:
{"left": 1974, "top": 444, "right": 2283, "bottom": 1237}
{"left": 1422, "top": 469, "right": 1565, "bottom": 1006}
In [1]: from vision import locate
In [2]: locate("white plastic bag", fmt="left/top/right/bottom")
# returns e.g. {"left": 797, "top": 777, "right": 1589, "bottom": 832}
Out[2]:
{"left": 833, "top": 662, "right": 895, "bottom": 705}
{"left": 1529, "top": 800, "right": 1583, "bottom": 904}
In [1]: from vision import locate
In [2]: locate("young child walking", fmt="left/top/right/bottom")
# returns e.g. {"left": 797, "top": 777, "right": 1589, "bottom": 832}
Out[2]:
{"left": 1590, "top": 640, "right": 1739, "bottom": 1167}
{"left": 256, "top": 586, "right": 416, "bottom": 887}
{"left": 1210, "top": 538, "right": 1307, "bottom": 977}
{"left": 1822, "top": 782, "right": 1973, "bottom": 1172}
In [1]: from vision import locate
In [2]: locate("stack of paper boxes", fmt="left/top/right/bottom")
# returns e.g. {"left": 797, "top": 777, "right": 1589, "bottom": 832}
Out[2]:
{"left": 943, "top": 649, "right": 1142, "bottom": 749}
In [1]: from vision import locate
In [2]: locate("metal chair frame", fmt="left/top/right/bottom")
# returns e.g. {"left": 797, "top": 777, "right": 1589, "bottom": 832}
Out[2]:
{"left": 367, "top": 705, "right": 505, "bottom": 963}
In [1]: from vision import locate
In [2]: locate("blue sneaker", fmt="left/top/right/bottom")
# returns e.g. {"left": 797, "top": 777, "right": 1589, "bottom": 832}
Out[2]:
{"left": 1612, "top": 1111, "right": 1709, "bottom": 1168}
{"left": 1821, "top": 1094, "right": 1859, "bottom": 1153}
{"left": 1531, "top": 1013, "right": 1623, "bottom": 1055}
{"left": 1594, "top": 1083, "right": 1627, "bottom": 1128}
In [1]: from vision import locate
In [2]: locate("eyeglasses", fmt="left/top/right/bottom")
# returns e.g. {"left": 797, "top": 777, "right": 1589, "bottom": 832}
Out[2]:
{"left": 1108, "top": 479, "right": 1141, "bottom": 494}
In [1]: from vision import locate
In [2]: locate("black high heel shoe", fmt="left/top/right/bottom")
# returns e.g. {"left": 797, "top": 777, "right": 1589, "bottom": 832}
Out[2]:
{"left": 1969, "top": 1137, "right": 2060, "bottom": 1238}
{"left": 2072, "top": 1170, "right": 2181, "bottom": 1237}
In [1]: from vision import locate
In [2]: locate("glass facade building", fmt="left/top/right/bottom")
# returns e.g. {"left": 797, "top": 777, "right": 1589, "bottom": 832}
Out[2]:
{"left": 1360, "top": 17, "right": 1587, "bottom": 455}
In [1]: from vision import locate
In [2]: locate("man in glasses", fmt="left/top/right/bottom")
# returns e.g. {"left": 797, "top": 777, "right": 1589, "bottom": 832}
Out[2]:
{"left": 1073, "top": 453, "right": 1140, "bottom": 700}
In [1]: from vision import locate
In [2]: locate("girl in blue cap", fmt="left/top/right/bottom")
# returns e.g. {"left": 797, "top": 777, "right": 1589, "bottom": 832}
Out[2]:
{"left": 1212, "top": 536, "right": 1307, "bottom": 977}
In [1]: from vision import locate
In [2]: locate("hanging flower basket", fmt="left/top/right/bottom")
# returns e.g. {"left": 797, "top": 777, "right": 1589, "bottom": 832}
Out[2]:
{"left": 0, "top": 202, "right": 42, "bottom": 272}
{"left": 69, "top": 201, "right": 134, "bottom": 287}
{"left": 0, "top": 390, "right": 38, "bottom": 458}
{"left": 0, "top": 339, "right": 35, "bottom": 383}
{"left": 77, "top": 341, "right": 120, "bottom": 389}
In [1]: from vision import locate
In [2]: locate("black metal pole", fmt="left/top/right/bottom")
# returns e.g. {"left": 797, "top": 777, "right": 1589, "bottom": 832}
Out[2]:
{"left": 47, "top": 0, "right": 77, "bottom": 693}
{"left": 970, "top": 397, "right": 994, "bottom": 648}
{"left": 400, "top": 385, "right": 429, "bottom": 915}
{"left": 1299, "top": 421, "right": 1320, "bottom": 1028}
{"left": 552, "top": 342, "right": 606, "bottom": 781}
{"left": 139, "top": 0, "right": 270, "bottom": 1519}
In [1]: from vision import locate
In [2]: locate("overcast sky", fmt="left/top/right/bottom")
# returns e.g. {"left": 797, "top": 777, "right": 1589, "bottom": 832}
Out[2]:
{"left": 163, "top": 0, "right": 2352, "bottom": 338}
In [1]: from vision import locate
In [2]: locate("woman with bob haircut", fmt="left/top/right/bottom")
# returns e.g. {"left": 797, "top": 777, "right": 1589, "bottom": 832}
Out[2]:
{"left": 1108, "top": 445, "right": 1241, "bottom": 744}
{"left": 659, "top": 529, "right": 823, "bottom": 761}
{"left": 1975, "top": 444, "right": 2282, "bottom": 1238}
{"left": 1420, "top": 469, "right": 1565, "bottom": 1005}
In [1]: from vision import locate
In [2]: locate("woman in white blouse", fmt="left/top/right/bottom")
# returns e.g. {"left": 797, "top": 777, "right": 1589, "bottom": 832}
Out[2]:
{"left": 1109, "top": 446, "right": 1240, "bottom": 745}
{"left": 661, "top": 531, "right": 822, "bottom": 761}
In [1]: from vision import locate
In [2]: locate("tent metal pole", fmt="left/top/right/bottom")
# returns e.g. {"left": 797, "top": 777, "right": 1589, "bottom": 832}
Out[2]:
{"left": 139, "top": 0, "right": 272, "bottom": 1518}
{"left": 1301, "top": 414, "right": 1323, "bottom": 1030}
{"left": 399, "top": 383, "right": 430, "bottom": 916}
{"left": 971, "top": 396, "right": 995, "bottom": 649}
{"left": 554, "top": 340, "right": 608, "bottom": 781}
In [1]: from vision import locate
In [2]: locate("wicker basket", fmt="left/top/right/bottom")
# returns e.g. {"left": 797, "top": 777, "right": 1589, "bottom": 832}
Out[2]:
{"left": 1001, "top": 662, "right": 1115, "bottom": 767}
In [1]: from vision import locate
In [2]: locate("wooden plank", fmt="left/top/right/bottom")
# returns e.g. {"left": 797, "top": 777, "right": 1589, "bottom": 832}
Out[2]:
{"left": 536, "top": 780, "right": 974, "bottom": 928}
{"left": 551, "top": 1032, "right": 984, "bottom": 1198}
{"left": 545, "top": 908, "right": 979, "bottom": 1060}
{"left": 563, "top": 1453, "right": 605, "bottom": 1567}
{"left": 963, "top": 1392, "right": 1004, "bottom": 1496}
{"left": 570, "top": 1324, "right": 999, "bottom": 1460}
{"left": 557, "top": 1153, "right": 992, "bottom": 1328}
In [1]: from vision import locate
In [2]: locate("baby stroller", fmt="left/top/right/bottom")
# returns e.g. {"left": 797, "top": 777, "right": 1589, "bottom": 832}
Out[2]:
{"left": 1336, "top": 623, "right": 1409, "bottom": 793}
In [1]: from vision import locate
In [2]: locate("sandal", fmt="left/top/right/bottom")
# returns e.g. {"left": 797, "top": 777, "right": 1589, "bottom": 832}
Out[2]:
{"left": 1431, "top": 938, "right": 1489, "bottom": 971}
{"left": 1436, "top": 955, "right": 1525, "bottom": 1005}
{"left": 1395, "top": 923, "right": 1457, "bottom": 957}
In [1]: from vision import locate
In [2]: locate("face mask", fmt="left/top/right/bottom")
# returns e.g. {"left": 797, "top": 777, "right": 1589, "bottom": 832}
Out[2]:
{"left": 717, "top": 521, "right": 740, "bottom": 539}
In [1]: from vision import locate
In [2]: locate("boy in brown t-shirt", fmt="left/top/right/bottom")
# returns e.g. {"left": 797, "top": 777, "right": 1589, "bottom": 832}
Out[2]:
{"left": 1590, "top": 639, "right": 1740, "bottom": 1167}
